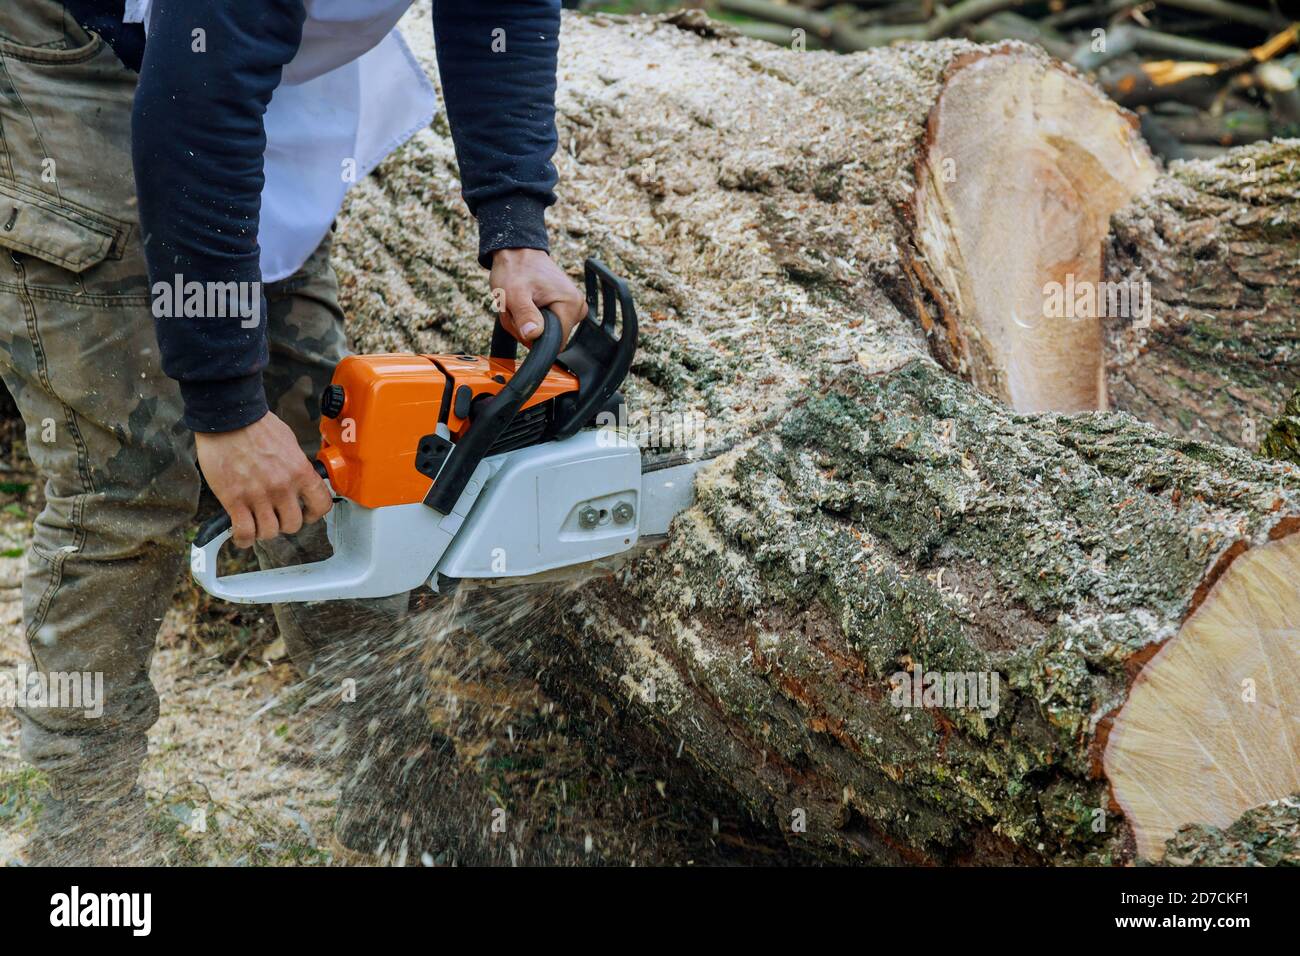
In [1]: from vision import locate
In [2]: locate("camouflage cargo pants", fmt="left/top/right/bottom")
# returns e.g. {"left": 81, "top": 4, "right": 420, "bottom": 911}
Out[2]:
{"left": 0, "top": 3, "right": 373, "bottom": 799}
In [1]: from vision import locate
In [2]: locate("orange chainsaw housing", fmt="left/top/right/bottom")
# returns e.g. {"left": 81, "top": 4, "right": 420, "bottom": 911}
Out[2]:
{"left": 316, "top": 353, "right": 579, "bottom": 509}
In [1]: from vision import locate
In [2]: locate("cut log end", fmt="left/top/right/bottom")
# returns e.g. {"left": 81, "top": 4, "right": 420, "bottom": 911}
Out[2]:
{"left": 914, "top": 50, "right": 1158, "bottom": 413}
{"left": 1105, "top": 530, "right": 1300, "bottom": 860}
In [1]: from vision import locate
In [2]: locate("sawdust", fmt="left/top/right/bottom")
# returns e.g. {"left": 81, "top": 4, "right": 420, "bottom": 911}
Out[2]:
{"left": 0, "top": 489, "right": 342, "bottom": 865}
{"left": 0, "top": 472, "right": 796, "bottom": 866}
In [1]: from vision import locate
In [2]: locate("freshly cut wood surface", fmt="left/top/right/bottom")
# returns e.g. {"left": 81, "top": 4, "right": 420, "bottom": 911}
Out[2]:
{"left": 1105, "top": 530, "right": 1300, "bottom": 859}
{"left": 912, "top": 50, "right": 1157, "bottom": 412}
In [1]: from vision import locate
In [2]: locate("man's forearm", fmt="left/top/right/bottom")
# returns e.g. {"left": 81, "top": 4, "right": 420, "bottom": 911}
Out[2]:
{"left": 132, "top": 0, "right": 306, "bottom": 432}
{"left": 432, "top": 0, "right": 561, "bottom": 267}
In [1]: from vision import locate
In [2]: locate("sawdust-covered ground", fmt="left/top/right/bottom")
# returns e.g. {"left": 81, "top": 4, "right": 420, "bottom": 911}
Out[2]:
{"left": 0, "top": 471, "right": 349, "bottom": 866}
{"left": 0, "top": 438, "right": 797, "bottom": 867}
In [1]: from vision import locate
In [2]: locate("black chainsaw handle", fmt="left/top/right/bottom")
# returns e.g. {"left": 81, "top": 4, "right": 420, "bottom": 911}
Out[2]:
{"left": 552, "top": 259, "right": 638, "bottom": 439}
{"left": 194, "top": 461, "right": 330, "bottom": 547}
{"left": 488, "top": 260, "right": 638, "bottom": 439}
{"left": 424, "top": 309, "right": 564, "bottom": 515}
{"left": 489, "top": 316, "right": 520, "bottom": 361}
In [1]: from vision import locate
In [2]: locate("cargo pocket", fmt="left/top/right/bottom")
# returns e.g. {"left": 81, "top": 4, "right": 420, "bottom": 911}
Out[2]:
{"left": 0, "top": 2, "right": 104, "bottom": 62}
{"left": 0, "top": 179, "right": 125, "bottom": 274}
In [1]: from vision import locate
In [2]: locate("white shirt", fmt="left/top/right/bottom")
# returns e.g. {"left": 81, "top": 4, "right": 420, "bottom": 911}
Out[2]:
{"left": 125, "top": 0, "right": 437, "bottom": 282}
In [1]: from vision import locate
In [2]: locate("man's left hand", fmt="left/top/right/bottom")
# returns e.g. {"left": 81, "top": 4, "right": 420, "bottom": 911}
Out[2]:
{"left": 489, "top": 248, "right": 586, "bottom": 347}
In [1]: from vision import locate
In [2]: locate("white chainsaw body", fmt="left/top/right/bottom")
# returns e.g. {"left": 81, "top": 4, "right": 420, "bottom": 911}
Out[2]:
{"left": 189, "top": 260, "right": 708, "bottom": 606}
{"left": 190, "top": 430, "right": 700, "bottom": 604}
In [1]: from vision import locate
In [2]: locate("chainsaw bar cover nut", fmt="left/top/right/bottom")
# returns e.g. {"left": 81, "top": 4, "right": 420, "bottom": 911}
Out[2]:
{"left": 613, "top": 501, "right": 635, "bottom": 524}
{"left": 579, "top": 506, "right": 600, "bottom": 529}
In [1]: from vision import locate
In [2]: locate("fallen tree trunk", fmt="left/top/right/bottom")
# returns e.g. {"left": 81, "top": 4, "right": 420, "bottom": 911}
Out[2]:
{"left": 562, "top": 359, "right": 1300, "bottom": 864}
{"left": 1103, "top": 138, "right": 1300, "bottom": 450}
{"left": 336, "top": 8, "right": 1300, "bottom": 863}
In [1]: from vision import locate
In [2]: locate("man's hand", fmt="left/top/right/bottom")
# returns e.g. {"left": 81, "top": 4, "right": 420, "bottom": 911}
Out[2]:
{"left": 195, "top": 412, "right": 332, "bottom": 549}
{"left": 489, "top": 248, "right": 585, "bottom": 346}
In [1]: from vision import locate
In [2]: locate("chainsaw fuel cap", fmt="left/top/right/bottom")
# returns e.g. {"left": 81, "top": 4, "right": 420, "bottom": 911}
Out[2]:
{"left": 320, "top": 384, "right": 345, "bottom": 418}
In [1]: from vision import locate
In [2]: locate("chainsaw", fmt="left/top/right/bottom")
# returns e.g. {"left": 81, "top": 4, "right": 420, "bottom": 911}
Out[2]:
{"left": 190, "top": 259, "right": 710, "bottom": 604}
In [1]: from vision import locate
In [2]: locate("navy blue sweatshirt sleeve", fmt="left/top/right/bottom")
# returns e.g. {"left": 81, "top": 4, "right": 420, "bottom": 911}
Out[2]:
{"left": 127, "top": 0, "right": 560, "bottom": 432}
{"left": 432, "top": 0, "right": 560, "bottom": 267}
{"left": 132, "top": 0, "right": 306, "bottom": 433}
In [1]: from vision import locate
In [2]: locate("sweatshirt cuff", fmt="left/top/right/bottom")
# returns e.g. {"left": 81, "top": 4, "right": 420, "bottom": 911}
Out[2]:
{"left": 179, "top": 373, "right": 269, "bottom": 433}
{"left": 476, "top": 193, "right": 551, "bottom": 268}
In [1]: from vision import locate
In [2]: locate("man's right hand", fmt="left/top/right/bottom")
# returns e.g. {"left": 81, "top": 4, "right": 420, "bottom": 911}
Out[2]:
{"left": 195, "top": 412, "right": 333, "bottom": 549}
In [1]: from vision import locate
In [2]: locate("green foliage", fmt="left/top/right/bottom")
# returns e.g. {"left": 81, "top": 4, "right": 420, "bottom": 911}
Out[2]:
{"left": 0, "top": 768, "right": 49, "bottom": 831}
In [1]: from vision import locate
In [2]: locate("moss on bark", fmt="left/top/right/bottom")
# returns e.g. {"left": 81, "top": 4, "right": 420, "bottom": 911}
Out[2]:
{"left": 1261, "top": 384, "right": 1300, "bottom": 466}
{"left": 553, "top": 358, "right": 1299, "bottom": 863}
{"left": 1153, "top": 795, "right": 1299, "bottom": 867}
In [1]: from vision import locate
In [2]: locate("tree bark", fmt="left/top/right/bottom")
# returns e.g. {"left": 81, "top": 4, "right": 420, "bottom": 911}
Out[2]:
{"left": 1263, "top": 384, "right": 1300, "bottom": 466}
{"left": 1157, "top": 793, "right": 1299, "bottom": 867}
{"left": 1103, "top": 139, "right": 1300, "bottom": 450}
{"left": 554, "top": 359, "right": 1300, "bottom": 863}
{"left": 335, "top": 8, "right": 1300, "bottom": 864}
{"left": 338, "top": 8, "right": 1158, "bottom": 426}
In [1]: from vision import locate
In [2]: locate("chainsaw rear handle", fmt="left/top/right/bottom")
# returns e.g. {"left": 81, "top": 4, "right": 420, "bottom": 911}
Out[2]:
{"left": 190, "top": 470, "right": 341, "bottom": 603}
{"left": 193, "top": 459, "right": 331, "bottom": 548}
{"left": 423, "top": 308, "right": 564, "bottom": 515}
{"left": 190, "top": 487, "right": 450, "bottom": 605}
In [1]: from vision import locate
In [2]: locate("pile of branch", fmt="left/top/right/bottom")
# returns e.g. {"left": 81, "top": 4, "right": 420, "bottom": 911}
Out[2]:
{"left": 715, "top": 0, "right": 1300, "bottom": 160}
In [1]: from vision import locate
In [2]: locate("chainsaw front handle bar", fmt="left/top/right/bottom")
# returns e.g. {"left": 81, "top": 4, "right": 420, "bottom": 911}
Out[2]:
{"left": 423, "top": 309, "right": 564, "bottom": 515}
{"left": 552, "top": 259, "right": 638, "bottom": 440}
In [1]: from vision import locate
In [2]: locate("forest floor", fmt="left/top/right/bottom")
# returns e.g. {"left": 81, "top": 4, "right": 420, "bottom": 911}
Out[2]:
{"left": 0, "top": 467, "right": 351, "bottom": 866}
{"left": 0, "top": 429, "right": 795, "bottom": 867}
